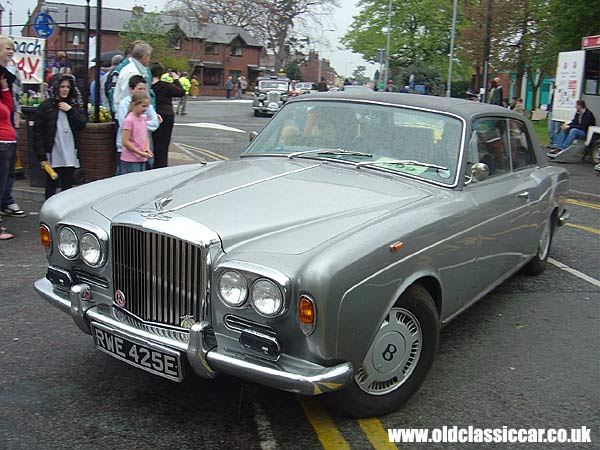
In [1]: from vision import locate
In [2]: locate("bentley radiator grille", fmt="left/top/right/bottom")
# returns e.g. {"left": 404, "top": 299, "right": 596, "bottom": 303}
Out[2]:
{"left": 267, "top": 91, "right": 280, "bottom": 103}
{"left": 112, "top": 225, "right": 205, "bottom": 327}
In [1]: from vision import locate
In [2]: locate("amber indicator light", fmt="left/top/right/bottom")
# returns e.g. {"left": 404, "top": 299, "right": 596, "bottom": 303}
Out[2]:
{"left": 40, "top": 225, "right": 51, "bottom": 247}
{"left": 299, "top": 296, "right": 315, "bottom": 324}
{"left": 390, "top": 241, "right": 405, "bottom": 252}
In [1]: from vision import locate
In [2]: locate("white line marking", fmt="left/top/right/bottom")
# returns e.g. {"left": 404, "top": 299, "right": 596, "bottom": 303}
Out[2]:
{"left": 252, "top": 401, "right": 278, "bottom": 450}
{"left": 548, "top": 258, "right": 600, "bottom": 288}
{"left": 174, "top": 122, "right": 245, "bottom": 133}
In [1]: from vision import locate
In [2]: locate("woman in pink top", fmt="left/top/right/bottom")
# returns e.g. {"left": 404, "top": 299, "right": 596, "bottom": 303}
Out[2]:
{"left": 119, "top": 91, "right": 153, "bottom": 174}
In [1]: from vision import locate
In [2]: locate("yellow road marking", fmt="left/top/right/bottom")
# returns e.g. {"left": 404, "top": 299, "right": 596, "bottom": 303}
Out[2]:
{"left": 297, "top": 397, "right": 350, "bottom": 450}
{"left": 357, "top": 418, "right": 398, "bottom": 450}
{"left": 566, "top": 198, "right": 600, "bottom": 211}
{"left": 565, "top": 223, "right": 600, "bottom": 235}
{"left": 177, "top": 142, "right": 229, "bottom": 160}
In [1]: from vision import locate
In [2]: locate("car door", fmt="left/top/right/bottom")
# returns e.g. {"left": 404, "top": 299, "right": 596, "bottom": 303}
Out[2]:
{"left": 462, "top": 117, "right": 538, "bottom": 290}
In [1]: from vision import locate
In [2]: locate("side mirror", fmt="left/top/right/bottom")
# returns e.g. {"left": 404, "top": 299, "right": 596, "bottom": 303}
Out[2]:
{"left": 470, "top": 162, "right": 489, "bottom": 182}
{"left": 249, "top": 131, "right": 258, "bottom": 142}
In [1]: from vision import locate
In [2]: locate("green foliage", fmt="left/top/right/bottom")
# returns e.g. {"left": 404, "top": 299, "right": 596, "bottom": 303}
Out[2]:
{"left": 398, "top": 61, "right": 445, "bottom": 95}
{"left": 160, "top": 55, "right": 191, "bottom": 73}
{"left": 341, "top": 0, "right": 453, "bottom": 73}
{"left": 120, "top": 13, "right": 169, "bottom": 60}
{"left": 550, "top": 0, "right": 600, "bottom": 52}
{"left": 284, "top": 59, "right": 304, "bottom": 81}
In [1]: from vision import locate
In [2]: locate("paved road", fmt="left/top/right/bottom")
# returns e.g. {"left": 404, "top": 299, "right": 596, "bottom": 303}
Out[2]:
{"left": 2, "top": 99, "right": 598, "bottom": 449}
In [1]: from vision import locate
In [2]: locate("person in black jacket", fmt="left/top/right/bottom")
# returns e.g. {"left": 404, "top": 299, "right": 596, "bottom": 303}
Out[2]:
{"left": 150, "top": 62, "right": 184, "bottom": 168}
{"left": 33, "top": 74, "right": 87, "bottom": 199}
{"left": 551, "top": 100, "right": 596, "bottom": 150}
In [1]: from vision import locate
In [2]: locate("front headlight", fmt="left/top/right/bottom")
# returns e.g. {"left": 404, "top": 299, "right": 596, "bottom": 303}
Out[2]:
{"left": 251, "top": 279, "right": 283, "bottom": 316}
{"left": 218, "top": 270, "right": 248, "bottom": 306}
{"left": 258, "top": 93, "right": 266, "bottom": 100}
{"left": 58, "top": 227, "right": 79, "bottom": 259}
{"left": 81, "top": 233, "right": 102, "bottom": 266}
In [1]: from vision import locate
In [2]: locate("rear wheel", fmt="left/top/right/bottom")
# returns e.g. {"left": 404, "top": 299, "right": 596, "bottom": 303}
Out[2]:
{"left": 327, "top": 284, "right": 439, "bottom": 418}
{"left": 523, "top": 216, "right": 554, "bottom": 275}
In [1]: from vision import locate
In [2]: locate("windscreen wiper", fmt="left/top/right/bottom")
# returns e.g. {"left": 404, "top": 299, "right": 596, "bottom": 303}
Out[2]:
{"left": 288, "top": 148, "right": 373, "bottom": 159}
{"left": 355, "top": 159, "right": 448, "bottom": 171}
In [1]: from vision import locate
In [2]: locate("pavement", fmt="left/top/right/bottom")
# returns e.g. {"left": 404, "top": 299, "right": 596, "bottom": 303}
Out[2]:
{"left": 10, "top": 143, "right": 600, "bottom": 205}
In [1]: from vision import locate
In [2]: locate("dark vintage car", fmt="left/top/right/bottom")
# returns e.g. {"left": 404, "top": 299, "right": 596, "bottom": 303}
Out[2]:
{"left": 291, "top": 82, "right": 318, "bottom": 96}
{"left": 34, "top": 92, "right": 570, "bottom": 417}
{"left": 252, "top": 75, "right": 291, "bottom": 116}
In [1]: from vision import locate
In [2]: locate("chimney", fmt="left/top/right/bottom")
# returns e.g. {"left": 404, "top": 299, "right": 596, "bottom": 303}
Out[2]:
{"left": 132, "top": 5, "right": 144, "bottom": 16}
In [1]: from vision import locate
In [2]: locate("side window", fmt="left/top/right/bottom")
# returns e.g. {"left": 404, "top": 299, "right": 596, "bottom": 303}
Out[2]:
{"left": 509, "top": 119, "right": 537, "bottom": 170}
{"left": 471, "top": 118, "right": 510, "bottom": 177}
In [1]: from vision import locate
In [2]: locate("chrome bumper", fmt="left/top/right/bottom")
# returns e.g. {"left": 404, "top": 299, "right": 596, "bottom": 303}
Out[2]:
{"left": 33, "top": 278, "right": 353, "bottom": 396}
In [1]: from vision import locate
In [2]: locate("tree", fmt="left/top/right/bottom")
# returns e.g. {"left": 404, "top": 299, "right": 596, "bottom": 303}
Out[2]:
{"left": 168, "top": 0, "right": 338, "bottom": 72}
{"left": 284, "top": 59, "right": 304, "bottom": 80}
{"left": 341, "top": 0, "right": 454, "bottom": 74}
{"left": 120, "top": 13, "right": 169, "bottom": 60}
{"left": 550, "top": 0, "right": 600, "bottom": 52}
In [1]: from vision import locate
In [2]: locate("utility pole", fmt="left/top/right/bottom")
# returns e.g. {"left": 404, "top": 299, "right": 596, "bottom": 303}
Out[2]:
{"left": 446, "top": 0, "right": 458, "bottom": 97}
{"left": 383, "top": 0, "right": 393, "bottom": 84}
{"left": 482, "top": 0, "right": 493, "bottom": 102}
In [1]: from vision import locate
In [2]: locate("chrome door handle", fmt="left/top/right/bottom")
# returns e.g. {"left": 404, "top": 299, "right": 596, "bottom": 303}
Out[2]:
{"left": 517, "top": 191, "right": 530, "bottom": 199}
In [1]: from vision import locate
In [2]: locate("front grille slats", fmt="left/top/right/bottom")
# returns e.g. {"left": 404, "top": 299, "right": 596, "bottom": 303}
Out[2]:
{"left": 112, "top": 225, "right": 205, "bottom": 328}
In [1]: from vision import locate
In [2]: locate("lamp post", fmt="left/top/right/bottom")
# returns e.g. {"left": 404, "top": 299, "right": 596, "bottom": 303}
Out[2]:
{"left": 446, "top": 0, "right": 457, "bottom": 97}
{"left": 383, "top": 0, "right": 392, "bottom": 84}
{"left": 317, "top": 29, "right": 335, "bottom": 83}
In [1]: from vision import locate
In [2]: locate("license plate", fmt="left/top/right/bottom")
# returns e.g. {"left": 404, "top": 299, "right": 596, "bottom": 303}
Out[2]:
{"left": 91, "top": 323, "right": 183, "bottom": 382}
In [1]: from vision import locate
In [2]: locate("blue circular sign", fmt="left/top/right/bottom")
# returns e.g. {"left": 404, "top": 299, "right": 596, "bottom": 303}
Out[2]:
{"left": 33, "top": 13, "right": 55, "bottom": 38}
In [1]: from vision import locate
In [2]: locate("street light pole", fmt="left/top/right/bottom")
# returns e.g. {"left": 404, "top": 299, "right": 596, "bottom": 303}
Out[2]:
{"left": 482, "top": 0, "right": 493, "bottom": 102}
{"left": 317, "top": 29, "right": 335, "bottom": 84}
{"left": 383, "top": 0, "right": 392, "bottom": 84}
{"left": 446, "top": 0, "right": 457, "bottom": 97}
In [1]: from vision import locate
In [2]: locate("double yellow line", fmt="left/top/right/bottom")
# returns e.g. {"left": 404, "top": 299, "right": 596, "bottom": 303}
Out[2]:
{"left": 176, "top": 142, "right": 229, "bottom": 161}
{"left": 565, "top": 198, "right": 600, "bottom": 235}
{"left": 298, "top": 397, "right": 397, "bottom": 449}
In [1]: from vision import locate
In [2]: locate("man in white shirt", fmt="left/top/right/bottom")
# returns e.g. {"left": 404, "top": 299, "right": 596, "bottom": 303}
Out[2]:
{"left": 112, "top": 41, "right": 152, "bottom": 110}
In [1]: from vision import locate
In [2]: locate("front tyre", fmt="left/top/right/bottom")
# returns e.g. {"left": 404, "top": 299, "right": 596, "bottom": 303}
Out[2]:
{"left": 327, "top": 284, "right": 439, "bottom": 418}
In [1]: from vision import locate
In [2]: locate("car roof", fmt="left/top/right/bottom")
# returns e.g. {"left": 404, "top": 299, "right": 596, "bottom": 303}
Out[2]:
{"left": 289, "top": 91, "right": 525, "bottom": 121}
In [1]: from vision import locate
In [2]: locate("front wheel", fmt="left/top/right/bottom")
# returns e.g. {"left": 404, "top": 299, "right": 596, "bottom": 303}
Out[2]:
{"left": 327, "top": 284, "right": 439, "bottom": 418}
{"left": 522, "top": 216, "right": 554, "bottom": 275}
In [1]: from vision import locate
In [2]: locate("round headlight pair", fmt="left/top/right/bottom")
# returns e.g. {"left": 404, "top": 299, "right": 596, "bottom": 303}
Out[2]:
{"left": 58, "top": 227, "right": 102, "bottom": 266}
{"left": 218, "top": 270, "right": 283, "bottom": 316}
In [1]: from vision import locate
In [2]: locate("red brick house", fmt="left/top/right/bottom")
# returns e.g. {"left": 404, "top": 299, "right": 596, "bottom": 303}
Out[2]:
{"left": 21, "top": 1, "right": 264, "bottom": 96}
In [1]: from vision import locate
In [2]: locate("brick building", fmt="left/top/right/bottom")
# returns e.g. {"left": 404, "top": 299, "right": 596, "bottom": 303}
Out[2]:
{"left": 21, "top": 1, "right": 264, "bottom": 96}
{"left": 299, "top": 51, "right": 337, "bottom": 87}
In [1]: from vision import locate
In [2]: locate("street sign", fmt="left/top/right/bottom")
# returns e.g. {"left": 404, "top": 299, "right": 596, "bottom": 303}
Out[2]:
{"left": 33, "top": 13, "right": 55, "bottom": 39}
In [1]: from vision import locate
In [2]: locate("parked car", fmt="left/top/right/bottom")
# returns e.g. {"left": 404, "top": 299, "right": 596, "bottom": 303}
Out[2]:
{"left": 252, "top": 75, "right": 291, "bottom": 117}
{"left": 291, "top": 82, "right": 317, "bottom": 96}
{"left": 34, "top": 92, "right": 569, "bottom": 417}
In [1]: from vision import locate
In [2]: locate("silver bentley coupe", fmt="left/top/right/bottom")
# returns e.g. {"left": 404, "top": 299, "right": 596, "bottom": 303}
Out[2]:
{"left": 34, "top": 92, "right": 570, "bottom": 417}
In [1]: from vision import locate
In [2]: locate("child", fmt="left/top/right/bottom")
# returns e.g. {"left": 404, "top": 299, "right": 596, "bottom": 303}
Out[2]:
{"left": 118, "top": 91, "right": 153, "bottom": 174}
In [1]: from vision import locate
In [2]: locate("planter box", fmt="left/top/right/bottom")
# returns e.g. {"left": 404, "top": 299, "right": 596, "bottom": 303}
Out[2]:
{"left": 75, "top": 122, "right": 117, "bottom": 182}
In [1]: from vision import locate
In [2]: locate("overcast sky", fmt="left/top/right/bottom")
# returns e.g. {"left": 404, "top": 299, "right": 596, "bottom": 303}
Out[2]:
{"left": 9, "top": 0, "right": 375, "bottom": 78}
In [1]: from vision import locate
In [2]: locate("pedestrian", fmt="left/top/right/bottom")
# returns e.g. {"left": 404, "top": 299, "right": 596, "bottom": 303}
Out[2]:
{"left": 112, "top": 41, "right": 153, "bottom": 111}
{"left": 151, "top": 62, "right": 184, "bottom": 168}
{"left": 240, "top": 75, "right": 248, "bottom": 95}
{"left": 0, "top": 35, "right": 25, "bottom": 221}
{"left": 509, "top": 97, "right": 525, "bottom": 114}
{"left": 546, "top": 89, "right": 561, "bottom": 148}
{"left": 234, "top": 77, "right": 242, "bottom": 99}
{"left": 384, "top": 80, "right": 396, "bottom": 92}
{"left": 100, "top": 54, "right": 123, "bottom": 110}
{"left": 0, "top": 71, "right": 17, "bottom": 239}
{"left": 115, "top": 75, "right": 161, "bottom": 175}
{"left": 224, "top": 76, "right": 233, "bottom": 99}
{"left": 177, "top": 71, "right": 191, "bottom": 115}
{"left": 487, "top": 79, "right": 502, "bottom": 106}
{"left": 33, "top": 74, "right": 87, "bottom": 199}
{"left": 190, "top": 75, "right": 199, "bottom": 99}
{"left": 118, "top": 91, "right": 153, "bottom": 174}
{"left": 551, "top": 100, "right": 596, "bottom": 150}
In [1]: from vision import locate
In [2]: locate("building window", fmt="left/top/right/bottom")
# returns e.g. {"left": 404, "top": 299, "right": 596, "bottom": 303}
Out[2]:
{"left": 230, "top": 46, "right": 243, "bottom": 57}
{"left": 203, "top": 68, "right": 223, "bottom": 86}
{"left": 205, "top": 44, "right": 219, "bottom": 55}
